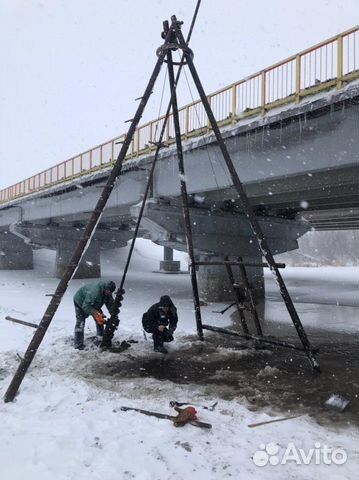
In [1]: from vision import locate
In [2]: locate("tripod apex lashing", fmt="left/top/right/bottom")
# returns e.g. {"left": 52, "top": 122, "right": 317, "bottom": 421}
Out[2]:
{"left": 157, "top": 19, "right": 193, "bottom": 64}
{"left": 171, "top": 15, "right": 183, "bottom": 27}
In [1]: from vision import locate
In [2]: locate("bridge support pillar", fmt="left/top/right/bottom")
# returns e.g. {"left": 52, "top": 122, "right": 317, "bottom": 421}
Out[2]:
{"left": 159, "top": 246, "right": 181, "bottom": 273}
{"left": 197, "top": 254, "right": 265, "bottom": 329}
{"left": 55, "top": 241, "right": 101, "bottom": 279}
{"left": 0, "top": 235, "right": 34, "bottom": 270}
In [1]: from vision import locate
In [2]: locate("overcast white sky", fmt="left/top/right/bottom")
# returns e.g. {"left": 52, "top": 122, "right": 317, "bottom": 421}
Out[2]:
{"left": 0, "top": 0, "right": 357, "bottom": 189}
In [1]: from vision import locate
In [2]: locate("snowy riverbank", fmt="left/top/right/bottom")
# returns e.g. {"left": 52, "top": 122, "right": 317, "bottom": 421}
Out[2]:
{"left": 1, "top": 242, "right": 358, "bottom": 479}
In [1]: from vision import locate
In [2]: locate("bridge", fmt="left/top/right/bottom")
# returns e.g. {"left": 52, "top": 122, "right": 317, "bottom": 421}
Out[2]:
{"left": 0, "top": 26, "right": 358, "bottom": 299}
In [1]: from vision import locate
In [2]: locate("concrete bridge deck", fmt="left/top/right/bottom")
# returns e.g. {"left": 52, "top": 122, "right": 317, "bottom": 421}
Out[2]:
{"left": 0, "top": 27, "right": 358, "bottom": 290}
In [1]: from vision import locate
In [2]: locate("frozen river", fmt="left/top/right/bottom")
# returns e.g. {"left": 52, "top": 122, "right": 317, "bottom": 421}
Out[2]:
{"left": 264, "top": 266, "right": 359, "bottom": 334}
{"left": 1, "top": 244, "right": 358, "bottom": 479}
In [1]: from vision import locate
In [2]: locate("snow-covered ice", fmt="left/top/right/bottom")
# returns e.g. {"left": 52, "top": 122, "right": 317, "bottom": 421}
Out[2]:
{"left": 0, "top": 240, "right": 358, "bottom": 479}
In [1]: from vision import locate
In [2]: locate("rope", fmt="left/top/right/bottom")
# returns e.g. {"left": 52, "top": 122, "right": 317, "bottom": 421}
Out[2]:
{"left": 154, "top": 68, "right": 168, "bottom": 143}
{"left": 180, "top": 54, "right": 231, "bottom": 190}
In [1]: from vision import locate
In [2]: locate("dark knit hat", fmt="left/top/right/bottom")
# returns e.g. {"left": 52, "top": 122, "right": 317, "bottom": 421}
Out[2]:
{"left": 159, "top": 295, "right": 173, "bottom": 307}
{"left": 105, "top": 281, "right": 116, "bottom": 293}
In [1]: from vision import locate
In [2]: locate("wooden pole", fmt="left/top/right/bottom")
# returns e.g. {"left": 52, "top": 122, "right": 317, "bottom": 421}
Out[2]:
{"left": 3, "top": 30, "right": 172, "bottom": 403}
{"left": 101, "top": 5, "right": 202, "bottom": 347}
{"left": 248, "top": 414, "right": 305, "bottom": 428}
{"left": 237, "top": 256, "right": 263, "bottom": 336}
{"left": 166, "top": 47, "right": 204, "bottom": 340}
{"left": 5, "top": 316, "right": 38, "bottom": 329}
{"left": 224, "top": 256, "right": 249, "bottom": 334}
{"left": 173, "top": 17, "right": 320, "bottom": 372}
{"left": 201, "top": 324, "right": 311, "bottom": 352}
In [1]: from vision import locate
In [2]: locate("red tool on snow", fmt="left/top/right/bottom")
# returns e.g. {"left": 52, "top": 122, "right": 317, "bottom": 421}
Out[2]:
{"left": 173, "top": 406, "right": 198, "bottom": 427}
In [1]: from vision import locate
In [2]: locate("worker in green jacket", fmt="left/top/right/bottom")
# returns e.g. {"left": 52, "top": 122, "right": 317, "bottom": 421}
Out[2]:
{"left": 73, "top": 280, "right": 117, "bottom": 350}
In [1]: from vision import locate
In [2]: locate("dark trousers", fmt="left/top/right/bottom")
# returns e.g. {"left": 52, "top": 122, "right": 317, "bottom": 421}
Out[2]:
{"left": 74, "top": 302, "right": 103, "bottom": 348}
{"left": 152, "top": 329, "right": 174, "bottom": 348}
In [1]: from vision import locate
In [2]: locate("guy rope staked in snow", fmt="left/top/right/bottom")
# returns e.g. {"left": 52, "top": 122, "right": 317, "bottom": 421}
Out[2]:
{"left": 4, "top": 10, "right": 320, "bottom": 403}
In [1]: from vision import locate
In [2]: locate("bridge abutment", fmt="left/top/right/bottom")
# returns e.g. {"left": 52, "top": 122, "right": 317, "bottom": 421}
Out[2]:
{"left": 55, "top": 241, "right": 101, "bottom": 279}
{"left": 0, "top": 234, "right": 34, "bottom": 270}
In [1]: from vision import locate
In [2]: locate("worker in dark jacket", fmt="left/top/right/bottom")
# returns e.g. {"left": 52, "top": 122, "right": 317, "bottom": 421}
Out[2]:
{"left": 73, "top": 280, "right": 116, "bottom": 349}
{"left": 142, "top": 295, "right": 178, "bottom": 354}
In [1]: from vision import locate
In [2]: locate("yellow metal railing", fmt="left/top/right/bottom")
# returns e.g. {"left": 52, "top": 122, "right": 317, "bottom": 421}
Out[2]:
{"left": 1, "top": 26, "right": 358, "bottom": 205}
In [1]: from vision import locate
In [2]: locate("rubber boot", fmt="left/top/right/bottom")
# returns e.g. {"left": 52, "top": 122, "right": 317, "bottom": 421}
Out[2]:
{"left": 154, "top": 345, "right": 168, "bottom": 354}
{"left": 74, "top": 321, "right": 85, "bottom": 350}
{"left": 96, "top": 323, "right": 104, "bottom": 342}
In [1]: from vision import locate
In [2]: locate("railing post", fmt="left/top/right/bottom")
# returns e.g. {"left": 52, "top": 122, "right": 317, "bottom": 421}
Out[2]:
{"left": 136, "top": 129, "right": 140, "bottom": 156}
{"left": 295, "top": 54, "right": 301, "bottom": 103}
{"left": 231, "top": 84, "right": 237, "bottom": 125}
{"left": 185, "top": 105, "right": 189, "bottom": 138}
{"left": 207, "top": 95, "right": 211, "bottom": 131}
{"left": 166, "top": 116, "right": 170, "bottom": 141}
{"left": 337, "top": 34, "right": 343, "bottom": 88}
{"left": 261, "top": 71, "right": 266, "bottom": 115}
{"left": 149, "top": 123, "right": 153, "bottom": 148}
{"left": 111, "top": 141, "right": 115, "bottom": 162}
{"left": 131, "top": 137, "right": 135, "bottom": 158}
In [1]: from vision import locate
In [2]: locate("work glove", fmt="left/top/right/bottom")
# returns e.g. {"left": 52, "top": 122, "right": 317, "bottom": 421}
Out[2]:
{"left": 93, "top": 311, "right": 106, "bottom": 326}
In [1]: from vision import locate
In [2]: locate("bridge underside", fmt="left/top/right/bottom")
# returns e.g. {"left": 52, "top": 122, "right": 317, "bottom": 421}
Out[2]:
{"left": 0, "top": 82, "right": 358, "bottom": 310}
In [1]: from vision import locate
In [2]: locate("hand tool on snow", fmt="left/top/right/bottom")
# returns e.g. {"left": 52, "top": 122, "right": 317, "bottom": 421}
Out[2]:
{"left": 172, "top": 406, "right": 198, "bottom": 426}
{"left": 169, "top": 400, "right": 218, "bottom": 411}
{"left": 248, "top": 414, "right": 305, "bottom": 428}
{"left": 120, "top": 406, "right": 212, "bottom": 429}
{"left": 249, "top": 395, "right": 350, "bottom": 429}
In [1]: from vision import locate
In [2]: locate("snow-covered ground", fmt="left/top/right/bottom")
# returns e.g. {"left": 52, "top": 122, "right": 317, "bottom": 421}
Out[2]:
{"left": 0, "top": 241, "right": 358, "bottom": 479}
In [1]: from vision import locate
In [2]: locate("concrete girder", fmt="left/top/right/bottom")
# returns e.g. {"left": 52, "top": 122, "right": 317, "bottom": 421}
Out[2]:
{"left": 134, "top": 202, "right": 309, "bottom": 257}
{"left": 0, "top": 224, "right": 134, "bottom": 278}
{"left": 12, "top": 224, "right": 133, "bottom": 251}
{"left": 151, "top": 92, "right": 359, "bottom": 206}
{"left": 15, "top": 223, "right": 134, "bottom": 278}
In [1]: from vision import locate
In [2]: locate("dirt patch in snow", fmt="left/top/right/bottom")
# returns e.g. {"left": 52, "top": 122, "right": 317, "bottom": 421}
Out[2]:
{"left": 70, "top": 327, "right": 359, "bottom": 429}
